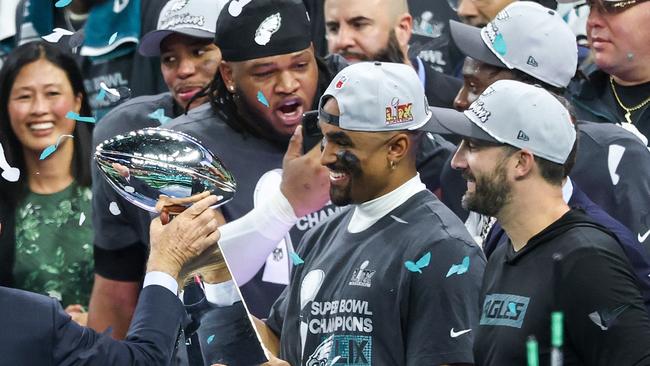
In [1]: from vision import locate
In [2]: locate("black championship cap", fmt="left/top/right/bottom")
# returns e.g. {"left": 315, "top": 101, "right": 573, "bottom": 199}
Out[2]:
{"left": 215, "top": 0, "right": 312, "bottom": 62}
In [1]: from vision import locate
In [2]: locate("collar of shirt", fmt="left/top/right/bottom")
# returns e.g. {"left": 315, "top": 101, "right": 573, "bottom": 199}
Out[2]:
{"left": 562, "top": 177, "right": 574, "bottom": 204}
{"left": 348, "top": 173, "right": 426, "bottom": 233}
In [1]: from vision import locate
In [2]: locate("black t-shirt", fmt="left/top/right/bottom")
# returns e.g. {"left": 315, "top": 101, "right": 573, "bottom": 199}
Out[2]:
{"left": 474, "top": 209, "right": 650, "bottom": 366}
{"left": 267, "top": 190, "right": 486, "bottom": 365}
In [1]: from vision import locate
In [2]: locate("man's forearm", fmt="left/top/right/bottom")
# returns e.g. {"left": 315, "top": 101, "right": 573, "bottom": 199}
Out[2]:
{"left": 87, "top": 274, "right": 141, "bottom": 339}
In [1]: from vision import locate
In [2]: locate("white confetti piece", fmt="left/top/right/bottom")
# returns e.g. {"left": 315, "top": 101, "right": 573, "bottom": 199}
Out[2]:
{"left": 390, "top": 215, "right": 408, "bottom": 224}
{"left": 0, "top": 142, "right": 20, "bottom": 182}
{"left": 124, "top": 186, "right": 135, "bottom": 193}
{"left": 109, "top": 202, "right": 121, "bottom": 216}
{"left": 79, "top": 212, "right": 86, "bottom": 226}
{"left": 42, "top": 28, "right": 74, "bottom": 43}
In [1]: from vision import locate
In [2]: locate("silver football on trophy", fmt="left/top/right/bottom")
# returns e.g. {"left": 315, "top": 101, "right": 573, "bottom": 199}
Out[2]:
{"left": 95, "top": 128, "right": 236, "bottom": 213}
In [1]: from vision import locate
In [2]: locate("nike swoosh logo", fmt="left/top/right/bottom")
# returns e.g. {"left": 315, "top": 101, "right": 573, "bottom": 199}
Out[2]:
{"left": 450, "top": 328, "right": 472, "bottom": 338}
{"left": 639, "top": 229, "right": 650, "bottom": 243}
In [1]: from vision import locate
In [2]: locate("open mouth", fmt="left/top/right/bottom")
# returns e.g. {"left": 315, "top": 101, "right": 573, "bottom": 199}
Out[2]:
{"left": 274, "top": 98, "right": 304, "bottom": 126}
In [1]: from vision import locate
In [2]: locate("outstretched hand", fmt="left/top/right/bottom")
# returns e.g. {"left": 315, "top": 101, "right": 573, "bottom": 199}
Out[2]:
{"left": 281, "top": 126, "right": 330, "bottom": 218}
{"left": 148, "top": 195, "right": 221, "bottom": 279}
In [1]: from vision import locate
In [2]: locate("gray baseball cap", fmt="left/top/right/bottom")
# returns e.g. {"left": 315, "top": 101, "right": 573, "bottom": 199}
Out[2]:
{"left": 450, "top": 2, "right": 578, "bottom": 88}
{"left": 427, "top": 80, "right": 576, "bottom": 164}
{"left": 139, "top": 0, "right": 228, "bottom": 57}
{"left": 318, "top": 62, "right": 436, "bottom": 133}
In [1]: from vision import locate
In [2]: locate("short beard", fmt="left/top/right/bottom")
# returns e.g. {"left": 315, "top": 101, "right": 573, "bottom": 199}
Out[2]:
{"left": 328, "top": 151, "right": 362, "bottom": 206}
{"left": 462, "top": 161, "right": 511, "bottom": 217}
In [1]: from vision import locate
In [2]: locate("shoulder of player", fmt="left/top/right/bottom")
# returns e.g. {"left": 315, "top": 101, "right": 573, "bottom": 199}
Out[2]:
{"left": 165, "top": 104, "right": 224, "bottom": 131}
{"left": 577, "top": 120, "right": 648, "bottom": 149}
{"left": 93, "top": 93, "right": 174, "bottom": 144}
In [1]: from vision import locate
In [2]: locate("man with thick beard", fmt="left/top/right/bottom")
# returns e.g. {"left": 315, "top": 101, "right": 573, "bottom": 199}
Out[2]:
{"left": 324, "top": 0, "right": 462, "bottom": 109}
{"left": 260, "top": 61, "right": 485, "bottom": 365}
{"left": 428, "top": 79, "right": 650, "bottom": 365}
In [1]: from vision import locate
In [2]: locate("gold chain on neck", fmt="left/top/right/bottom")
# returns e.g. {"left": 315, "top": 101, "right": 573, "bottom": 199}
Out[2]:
{"left": 609, "top": 76, "right": 650, "bottom": 123}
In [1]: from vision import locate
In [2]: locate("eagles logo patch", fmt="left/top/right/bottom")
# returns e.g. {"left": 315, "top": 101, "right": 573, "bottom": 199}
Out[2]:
{"left": 255, "top": 13, "right": 282, "bottom": 46}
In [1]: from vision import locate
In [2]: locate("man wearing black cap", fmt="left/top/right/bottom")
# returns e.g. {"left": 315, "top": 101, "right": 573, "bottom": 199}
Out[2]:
{"left": 261, "top": 61, "right": 484, "bottom": 366}
{"left": 88, "top": 0, "right": 227, "bottom": 339}
{"left": 428, "top": 79, "right": 650, "bottom": 365}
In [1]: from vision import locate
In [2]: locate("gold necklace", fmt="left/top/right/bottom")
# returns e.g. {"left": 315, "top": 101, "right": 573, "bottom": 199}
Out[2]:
{"left": 609, "top": 76, "right": 650, "bottom": 123}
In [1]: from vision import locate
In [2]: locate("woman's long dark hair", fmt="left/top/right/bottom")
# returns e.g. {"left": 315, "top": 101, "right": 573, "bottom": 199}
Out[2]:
{"left": 0, "top": 42, "right": 93, "bottom": 207}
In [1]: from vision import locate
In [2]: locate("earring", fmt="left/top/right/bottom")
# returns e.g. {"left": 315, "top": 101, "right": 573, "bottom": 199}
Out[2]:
{"left": 389, "top": 160, "right": 397, "bottom": 170}
{"left": 228, "top": 85, "right": 235, "bottom": 92}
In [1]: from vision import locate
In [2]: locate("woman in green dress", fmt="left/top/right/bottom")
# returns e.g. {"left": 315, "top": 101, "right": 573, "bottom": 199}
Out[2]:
{"left": 0, "top": 42, "right": 94, "bottom": 324}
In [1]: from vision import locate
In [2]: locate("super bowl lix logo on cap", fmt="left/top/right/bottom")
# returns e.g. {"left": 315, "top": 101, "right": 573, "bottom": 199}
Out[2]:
{"left": 385, "top": 98, "right": 414, "bottom": 125}
{"left": 255, "top": 13, "right": 282, "bottom": 46}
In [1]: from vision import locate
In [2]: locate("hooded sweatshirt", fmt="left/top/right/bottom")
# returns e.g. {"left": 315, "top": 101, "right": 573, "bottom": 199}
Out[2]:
{"left": 474, "top": 209, "right": 650, "bottom": 366}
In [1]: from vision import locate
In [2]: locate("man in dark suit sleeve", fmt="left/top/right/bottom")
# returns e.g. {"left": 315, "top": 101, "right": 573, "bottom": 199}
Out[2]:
{"left": 0, "top": 194, "right": 221, "bottom": 366}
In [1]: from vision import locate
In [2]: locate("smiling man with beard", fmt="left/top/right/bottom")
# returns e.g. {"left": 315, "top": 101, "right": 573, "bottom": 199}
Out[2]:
{"left": 428, "top": 79, "right": 650, "bottom": 365}
{"left": 261, "top": 61, "right": 485, "bottom": 365}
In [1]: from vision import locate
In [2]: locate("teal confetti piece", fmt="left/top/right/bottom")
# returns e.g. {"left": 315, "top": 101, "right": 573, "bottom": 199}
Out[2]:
{"left": 55, "top": 0, "right": 72, "bottom": 7}
{"left": 289, "top": 252, "right": 304, "bottom": 266}
{"left": 39, "top": 134, "right": 73, "bottom": 160}
{"left": 508, "top": 302, "right": 517, "bottom": 315}
{"left": 148, "top": 108, "right": 171, "bottom": 124}
{"left": 493, "top": 33, "right": 507, "bottom": 56}
{"left": 446, "top": 256, "right": 470, "bottom": 277}
{"left": 108, "top": 32, "right": 118, "bottom": 46}
{"left": 257, "top": 90, "right": 269, "bottom": 107}
{"left": 404, "top": 252, "right": 431, "bottom": 274}
{"left": 207, "top": 334, "right": 215, "bottom": 344}
{"left": 96, "top": 88, "right": 107, "bottom": 101}
{"left": 39, "top": 145, "right": 57, "bottom": 160}
{"left": 66, "top": 111, "right": 96, "bottom": 123}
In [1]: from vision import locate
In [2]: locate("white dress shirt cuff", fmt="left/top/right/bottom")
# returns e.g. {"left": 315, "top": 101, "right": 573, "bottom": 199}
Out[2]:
{"left": 143, "top": 271, "right": 179, "bottom": 295}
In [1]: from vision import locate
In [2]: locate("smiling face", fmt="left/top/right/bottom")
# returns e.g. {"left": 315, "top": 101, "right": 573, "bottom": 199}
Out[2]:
{"left": 586, "top": 1, "right": 650, "bottom": 79}
{"left": 160, "top": 33, "right": 221, "bottom": 109}
{"left": 8, "top": 58, "right": 81, "bottom": 154}
{"left": 221, "top": 47, "right": 319, "bottom": 138}
{"left": 319, "top": 98, "right": 402, "bottom": 206}
{"left": 451, "top": 138, "right": 514, "bottom": 217}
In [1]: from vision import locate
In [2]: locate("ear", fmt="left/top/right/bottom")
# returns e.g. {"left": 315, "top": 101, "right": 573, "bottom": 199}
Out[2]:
{"left": 219, "top": 61, "right": 235, "bottom": 93}
{"left": 74, "top": 92, "right": 83, "bottom": 114}
{"left": 387, "top": 132, "right": 410, "bottom": 164}
{"left": 512, "top": 149, "right": 535, "bottom": 180}
{"left": 394, "top": 13, "right": 413, "bottom": 49}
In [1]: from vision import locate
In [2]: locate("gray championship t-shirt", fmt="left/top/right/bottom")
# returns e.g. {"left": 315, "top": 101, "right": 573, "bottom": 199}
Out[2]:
{"left": 267, "top": 190, "right": 486, "bottom": 365}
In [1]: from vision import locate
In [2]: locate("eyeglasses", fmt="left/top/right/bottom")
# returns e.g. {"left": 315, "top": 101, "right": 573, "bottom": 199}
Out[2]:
{"left": 586, "top": 0, "right": 650, "bottom": 14}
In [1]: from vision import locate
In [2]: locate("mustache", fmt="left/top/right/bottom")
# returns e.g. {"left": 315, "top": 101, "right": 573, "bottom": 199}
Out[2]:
{"left": 327, "top": 151, "right": 362, "bottom": 175}
{"left": 338, "top": 51, "right": 369, "bottom": 61}
{"left": 461, "top": 170, "right": 475, "bottom": 181}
